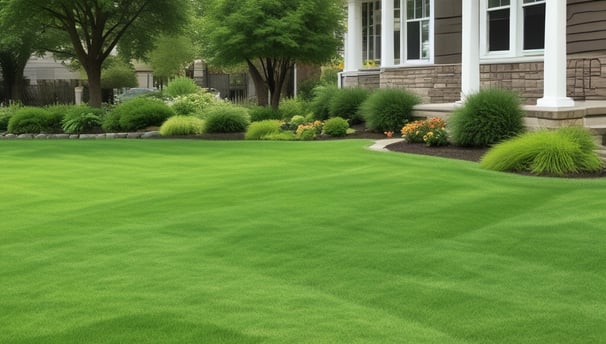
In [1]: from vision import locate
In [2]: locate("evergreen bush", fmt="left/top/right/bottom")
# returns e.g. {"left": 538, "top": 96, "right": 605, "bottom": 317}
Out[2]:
{"left": 62, "top": 106, "right": 105, "bottom": 134}
{"left": 449, "top": 89, "right": 525, "bottom": 147}
{"left": 360, "top": 88, "right": 419, "bottom": 132}
{"left": 7, "top": 107, "right": 52, "bottom": 134}
{"left": 328, "top": 87, "right": 369, "bottom": 124}
{"left": 204, "top": 105, "right": 250, "bottom": 133}
{"left": 309, "top": 86, "right": 338, "bottom": 120}
{"left": 249, "top": 106, "right": 282, "bottom": 122}
{"left": 106, "top": 98, "right": 175, "bottom": 132}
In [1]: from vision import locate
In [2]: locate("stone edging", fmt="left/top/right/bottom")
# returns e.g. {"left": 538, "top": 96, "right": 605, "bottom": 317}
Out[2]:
{"left": 0, "top": 131, "right": 161, "bottom": 140}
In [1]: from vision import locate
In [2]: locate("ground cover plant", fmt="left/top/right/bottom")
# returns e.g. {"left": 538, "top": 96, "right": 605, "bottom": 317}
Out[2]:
{"left": 1, "top": 140, "right": 604, "bottom": 343}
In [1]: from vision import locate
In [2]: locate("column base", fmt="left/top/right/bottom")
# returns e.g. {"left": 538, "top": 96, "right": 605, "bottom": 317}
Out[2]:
{"left": 536, "top": 97, "right": 575, "bottom": 108}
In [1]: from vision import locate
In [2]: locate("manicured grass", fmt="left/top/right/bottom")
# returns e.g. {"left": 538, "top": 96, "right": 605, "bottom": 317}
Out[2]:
{"left": 1, "top": 140, "right": 605, "bottom": 343}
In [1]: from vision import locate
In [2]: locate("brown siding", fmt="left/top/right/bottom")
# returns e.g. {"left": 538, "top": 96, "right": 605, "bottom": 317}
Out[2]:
{"left": 567, "top": 0, "right": 606, "bottom": 55}
{"left": 434, "top": 0, "right": 462, "bottom": 64}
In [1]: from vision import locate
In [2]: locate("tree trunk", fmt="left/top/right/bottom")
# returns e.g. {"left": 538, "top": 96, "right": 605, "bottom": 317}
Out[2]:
{"left": 0, "top": 52, "right": 28, "bottom": 104}
{"left": 86, "top": 62, "right": 103, "bottom": 107}
{"left": 247, "top": 60, "right": 268, "bottom": 106}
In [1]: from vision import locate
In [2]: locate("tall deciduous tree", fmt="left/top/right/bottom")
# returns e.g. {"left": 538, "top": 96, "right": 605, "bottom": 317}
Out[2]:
{"left": 148, "top": 34, "right": 197, "bottom": 85}
{"left": 201, "top": 0, "right": 344, "bottom": 108}
{"left": 5, "top": 0, "right": 191, "bottom": 107}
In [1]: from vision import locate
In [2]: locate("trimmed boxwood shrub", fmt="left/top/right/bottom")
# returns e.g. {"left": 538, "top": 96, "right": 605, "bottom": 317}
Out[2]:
{"left": 309, "top": 86, "right": 338, "bottom": 120}
{"left": 245, "top": 120, "right": 282, "bottom": 140}
{"left": 44, "top": 105, "right": 70, "bottom": 133}
{"left": 449, "top": 89, "right": 525, "bottom": 147}
{"left": 328, "top": 87, "right": 369, "bottom": 124}
{"left": 323, "top": 117, "right": 350, "bottom": 137}
{"left": 105, "top": 98, "right": 175, "bottom": 132}
{"left": 204, "top": 105, "right": 250, "bottom": 133}
{"left": 164, "top": 77, "right": 200, "bottom": 97}
{"left": 62, "top": 105, "right": 105, "bottom": 134}
{"left": 249, "top": 106, "right": 282, "bottom": 122}
{"left": 7, "top": 107, "right": 57, "bottom": 134}
{"left": 360, "top": 88, "right": 420, "bottom": 133}
{"left": 480, "top": 127, "right": 603, "bottom": 176}
{"left": 159, "top": 116, "right": 205, "bottom": 136}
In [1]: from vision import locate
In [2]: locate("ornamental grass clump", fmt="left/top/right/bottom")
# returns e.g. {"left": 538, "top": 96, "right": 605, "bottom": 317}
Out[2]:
{"left": 328, "top": 87, "right": 369, "bottom": 124}
{"left": 164, "top": 77, "right": 201, "bottom": 97}
{"left": 203, "top": 105, "right": 250, "bottom": 133}
{"left": 245, "top": 120, "right": 282, "bottom": 140}
{"left": 360, "top": 88, "right": 420, "bottom": 133}
{"left": 401, "top": 117, "right": 448, "bottom": 146}
{"left": 480, "top": 127, "right": 603, "bottom": 176}
{"left": 159, "top": 116, "right": 205, "bottom": 136}
{"left": 310, "top": 86, "right": 338, "bottom": 120}
{"left": 449, "top": 88, "right": 525, "bottom": 147}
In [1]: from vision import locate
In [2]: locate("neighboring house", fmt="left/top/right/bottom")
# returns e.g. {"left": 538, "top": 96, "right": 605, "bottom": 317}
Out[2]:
{"left": 342, "top": 0, "right": 606, "bottom": 131}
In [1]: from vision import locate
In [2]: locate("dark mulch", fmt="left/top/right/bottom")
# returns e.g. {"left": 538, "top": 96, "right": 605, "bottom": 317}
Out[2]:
{"left": 386, "top": 141, "right": 488, "bottom": 162}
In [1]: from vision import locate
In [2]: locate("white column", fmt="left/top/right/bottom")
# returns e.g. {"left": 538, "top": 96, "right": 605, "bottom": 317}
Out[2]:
{"left": 537, "top": 1, "right": 574, "bottom": 107}
{"left": 381, "top": 0, "right": 395, "bottom": 67}
{"left": 460, "top": 0, "right": 480, "bottom": 102}
{"left": 344, "top": 0, "right": 363, "bottom": 72}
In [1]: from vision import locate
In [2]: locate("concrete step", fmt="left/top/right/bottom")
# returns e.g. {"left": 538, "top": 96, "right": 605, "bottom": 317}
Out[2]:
{"left": 594, "top": 145, "right": 606, "bottom": 164}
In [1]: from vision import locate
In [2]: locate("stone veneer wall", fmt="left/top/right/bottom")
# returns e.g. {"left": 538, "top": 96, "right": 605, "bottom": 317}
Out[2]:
{"left": 341, "top": 70, "right": 380, "bottom": 89}
{"left": 374, "top": 55, "right": 606, "bottom": 105}
{"left": 380, "top": 65, "right": 461, "bottom": 104}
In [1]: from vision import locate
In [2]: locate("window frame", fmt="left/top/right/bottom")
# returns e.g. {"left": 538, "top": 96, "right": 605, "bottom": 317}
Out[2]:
{"left": 398, "top": 0, "right": 435, "bottom": 65}
{"left": 480, "top": 0, "right": 545, "bottom": 60}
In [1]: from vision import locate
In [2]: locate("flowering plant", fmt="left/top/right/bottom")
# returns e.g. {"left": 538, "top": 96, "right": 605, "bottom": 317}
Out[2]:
{"left": 401, "top": 117, "right": 448, "bottom": 146}
{"left": 296, "top": 120, "right": 323, "bottom": 140}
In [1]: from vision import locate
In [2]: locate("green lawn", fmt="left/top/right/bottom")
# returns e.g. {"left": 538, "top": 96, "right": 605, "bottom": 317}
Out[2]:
{"left": 1, "top": 140, "right": 604, "bottom": 343}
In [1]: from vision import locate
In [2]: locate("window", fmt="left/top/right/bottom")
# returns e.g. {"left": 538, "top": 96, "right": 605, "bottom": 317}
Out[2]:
{"left": 481, "top": 0, "right": 545, "bottom": 57}
{"left": 405, "top": 0, "right": 431, "bottom": 61}
{"left": 362, "top": 1, "right": 382, "bottom": 65}
{"left": 522, "top": 0, "right": 545, "bottom": 50}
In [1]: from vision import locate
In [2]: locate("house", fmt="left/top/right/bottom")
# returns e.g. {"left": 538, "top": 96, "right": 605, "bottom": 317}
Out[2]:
{"left": 341, "top": 0, "right": 606, "bottom": 135}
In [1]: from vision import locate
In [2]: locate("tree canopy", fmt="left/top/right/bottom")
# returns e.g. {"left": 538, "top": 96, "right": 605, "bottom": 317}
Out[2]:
{"left": 4, "top": 0, "right": 192, "bottom": 107}
{"left": 201, "top": 0, "right": 344, "bottom": 108}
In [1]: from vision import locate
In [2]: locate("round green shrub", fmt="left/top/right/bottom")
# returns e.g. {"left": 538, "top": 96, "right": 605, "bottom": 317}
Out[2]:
{"left": 328, "top": 87, "right": 369, "bottom": 124}
{"left": 164, "top": 77, "right": 201, "bottom": 98}
{"left": 8, "top": 107, "right": 51, "bottom": 134}
{"left": 289, "top": 115, "right": 306, "bottom": 128}
{"left": 245, "top": 120, "right": 282, "bottom": 140}
{"left": 360, "top": 88, "right": 420, "bottom": 133}
{"left": 204, "top": 106, "right": 250, "bottom": 133}
{"left": 323, "top": 117, "right": 350, "bottom": 137}
{"left": 44, "top": 105, "right": 70, "bottom": 133}
{"left": 309, "top": 86, "right": 338, "bottom": 120}
{"left": 249, "top": 106, "right": 282, "bottom": 122}
{"left": 480, "top": 127, "right": 603, "bottom": 176}
{"left": 159, "top": 116, "right": 205, "bottom": 136}
{"left": 109, "top": 98, "right": 175, "bottom": 132}
{"left": 449, "top": 89, "right": 525, "bottom": 147}
{"left": 171, "top": 93, "right": 218, "bottom": 116}
{"left": 102, "top": 112, "right": 122, "bottom": 133}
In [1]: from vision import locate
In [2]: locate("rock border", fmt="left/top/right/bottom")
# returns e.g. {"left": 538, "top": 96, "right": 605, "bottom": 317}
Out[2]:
{"left": 0, "top": 131, "right": 161, "bottom": 140}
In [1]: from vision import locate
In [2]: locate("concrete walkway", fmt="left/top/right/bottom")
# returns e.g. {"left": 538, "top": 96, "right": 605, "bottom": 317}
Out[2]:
{"left": 368, "top": 138, "right": 405, "bottom": 152}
